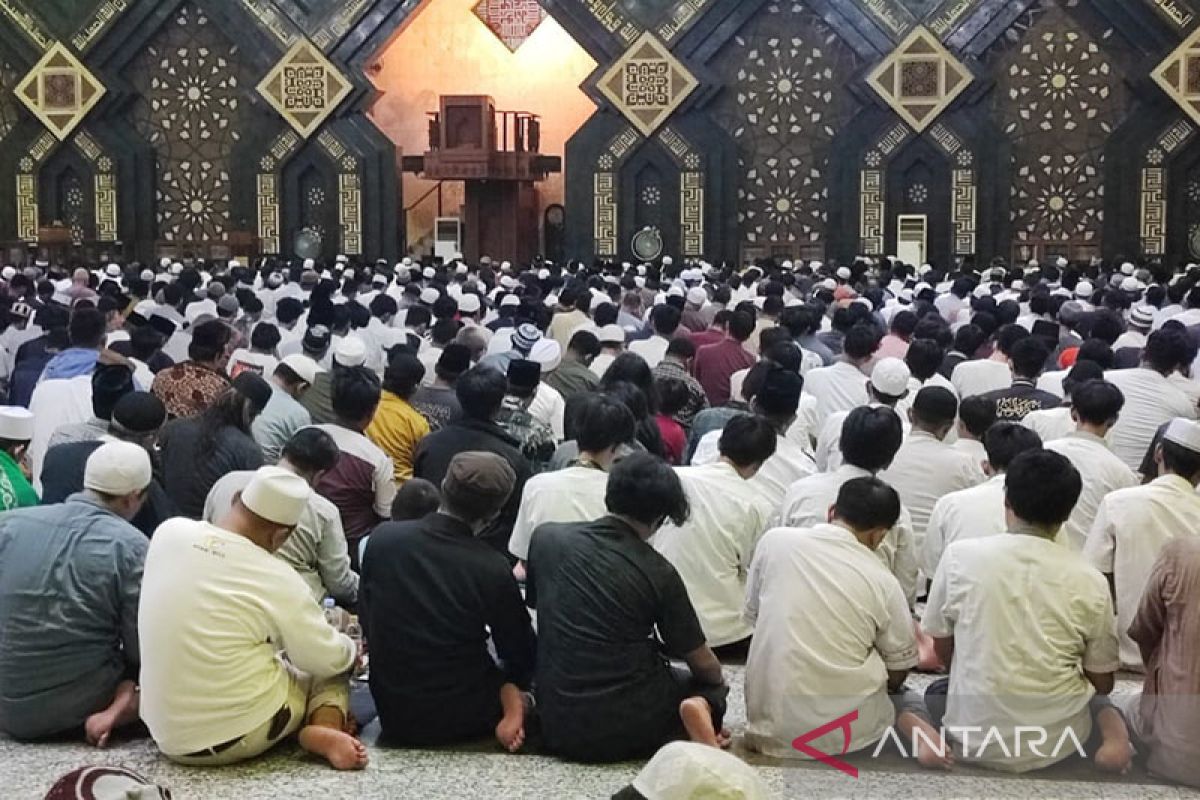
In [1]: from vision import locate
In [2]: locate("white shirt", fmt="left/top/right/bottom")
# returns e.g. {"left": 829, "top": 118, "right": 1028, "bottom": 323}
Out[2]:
{"left": 923, "top": 534, "right": 1118, "bottom": 772}
{"left": 1045, "top": 431, "right": 1138, "bottom": 552}
{"left": 508, "top": 465, "right": 608, "bottom": 560}
{"left": 922, "top": 474, "right": 1006, "bottom": 577}
{"left": 1113, "top": 330, "right": 1146, "bottom": 351}
{"left": 1083, "top": 474, "right": 1200, "bottom": 668}
{"left": 28, "top": 374, "right": 92, "bottom": 491}
{"left": 1021, "top": 405, "right": 1074, "bottom": 443}
{"left": 879, "top": 430, "right": 984, "bottom": 551}
{"left": 785, "top": 394, "right": 820, "bottom": 453}
{"left": 654, "top": 462, "right": 772, "bottom": 646}
{"left": 225, "top": 349, "right": 278, "bottom": 379}
{"left": 139, "top": 519, "right": 355, "bottom": 755}
{"left": 814, "top": 404, "right": 910, "bottom": 472}
{"left": 1037, "top": 369, "right": 1067, "bottom": 399}
{"left": 589, "top": 351, "right": 617, "bottom": 378}
{"left": 780, "top": 464, "right": 918, "bottom": 604}
{"left": 1103, "top": 368, "right": 1196, "bottom": 472}
{"left": 802, "top": 361, "right": 870, "bottom": 426}
{"left": 750, "top": 434, "right": 817, "bottom": 512}
{"left": 628, "top": 335, "right": 669, "bottom": 369}
{"left": 528, "top": 381, "right": 566, "bottom": 441}
{"left": 950, "top": 436, "right": 986, "bottom": 467}
{"left": 743, "top": 523, "right": 916, "bottom": 759}
{"left": 950, "top": 358, "right": 1012, "bottom": 398}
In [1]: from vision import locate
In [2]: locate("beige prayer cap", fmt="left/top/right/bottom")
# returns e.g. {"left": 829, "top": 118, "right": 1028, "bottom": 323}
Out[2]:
{"left": 1163, "top": 418, "right": 1200, "bottom": 454}
{"left": 241, "top": 465, "right": 310, "bottom": 527}
{"left": 626, "top": 742, "right": 768, "bottom": 799}
{"left": 84, "top": 441, "right": 152, "bottom": 495}
{"left": 0, "top": 406, "right": 34, "bottom": 442}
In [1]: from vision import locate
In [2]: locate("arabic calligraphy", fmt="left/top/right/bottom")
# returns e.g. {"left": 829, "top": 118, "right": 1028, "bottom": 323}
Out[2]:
{"left": 860, "top": 0, "right": 915, "bottom": 38}
{"left": 0, "top": 0, "right": 51, "bottom": 50}
{"left": 928, "top": 0, "right": 974, "bottom": 38}
{"left": 72, "top": 0, "right": 129, "bottom": 52}
{"left": 1149, "top": 0, "right": 1195, "bottom": 29}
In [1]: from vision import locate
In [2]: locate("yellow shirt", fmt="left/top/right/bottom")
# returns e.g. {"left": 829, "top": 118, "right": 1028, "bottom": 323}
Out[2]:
{"left": 366, "top": 390, "right": 430, "bottom": 483}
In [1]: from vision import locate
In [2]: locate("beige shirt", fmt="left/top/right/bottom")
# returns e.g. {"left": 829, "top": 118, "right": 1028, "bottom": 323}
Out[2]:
{"left": 879, "top": 430, "right": 985, "bottom": 553}
{"left": 922, "top": 474, "right": 1007, "bottom": 577}
{"left": 1045, "top": 431, "right": 1138, "bottom": 553}
{"left": 1103, "top": 368, "right": 1196, "bottom": 472}
{"left": 950, "top": 359, "right": 1011, "bottom": 399}
{"left": 509, "top": 465, "right": 608, "bottom": 560}
{"left": 802, "top": 361, "right": 870, "bottom": 428}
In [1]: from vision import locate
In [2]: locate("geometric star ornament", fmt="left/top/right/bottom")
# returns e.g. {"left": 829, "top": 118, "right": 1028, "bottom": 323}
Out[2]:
{"left": 1152, "top": 25, "right": 1200, "bottom": 128}
{"left": 866, "top": 26, "right": 972, "bottom": 133}
{"left": 257, "top": 39, "right": 353, "bottom": 139}
{"left": 472, "top": 0, "right": 547, "bottom": 52}
{"left": 14, "top": 42, "right": 106, "bottom": 140}
{"left": 597, "top": 30, "right": 699, "bottom": 138}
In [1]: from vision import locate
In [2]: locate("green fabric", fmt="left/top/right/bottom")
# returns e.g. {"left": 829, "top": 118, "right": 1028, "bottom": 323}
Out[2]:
{"left": 0, "top": 450, "right": 38, "bottom": 511}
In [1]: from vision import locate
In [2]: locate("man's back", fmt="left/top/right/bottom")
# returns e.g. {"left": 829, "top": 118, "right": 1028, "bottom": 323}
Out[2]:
{"left": 950, "top": 359, "right": 1011, "bottom": 399}
{"left": 880, "top": 431, "right": 983, "bottom": 546}
{"left": 979, "top": 380, "right": 1061, "bottom": 422}
{"left": 1045, "top": 432, "right": 1138, "bottom": 552}
{"left": 508, "top": 465, "right": 608, "bottom": 560}
{"left": 1104, "top": 368, "right": 1196, "bottom": 471}
{"left": 693, "top": 339, "right": 755, "bottom": 406}
{"left": 802, "top": 361, "right": 869, "bottom": 425}
{"left": 922, "top": 474, "right": 1006, "bottom": 577}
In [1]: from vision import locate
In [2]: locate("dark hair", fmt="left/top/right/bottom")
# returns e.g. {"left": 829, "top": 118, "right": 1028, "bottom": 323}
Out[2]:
{"left": 1144, "top": 328, "right": 1192, "bottom": 374}
{"left": 574, "top": 394, "right": 636, "bottom": 452}
{"left": 657, "top": 376, "right": 691, "bottom": 417}
{"left": 983, "top": 422, "right": 1042, "bottom": 471}
{"left": 383, "top": 353, "right": 425, "bottom": 399}
{"left": 1070, "top": 379, "right": 1124, "bottom": 425}
{"left": 834, "top": 476, "right": 901, "bottom": 531}
{"left": 890, "top": 310, "right": 918, "bottom": 338}
{"left": 91, "top": 364, "right": 135, "bottom": 421}
{"left": 912, "top": 386, "right": 958, "bottom": 428}
{"left": 995, "top": 324, "right": 1030, "bottom": 356}
{"left": 250, "top": 322, "right": 281, "bottom": 352}
{"left": 430, "top": 318, "right": 460, "bottom": 347}
{"left": 405, "top": 305, "right": 432, "bottom": 329}
{"left": 370, "top": 294, "right": 398, "bottom": 320}
{"left": 952, "top": 324, "right": 985, "bottom": 355}
{"left": 1076, "top": 338, "right": 1114, "bottom": 370}
{"left": 728, "top": 310, "right": 756, "bottom": 342}
{"left": 1005, "top": 450, "right": 1081, "bottom": 526}
{"left": 1008, "top": 336, "right": 1049, "bottom": 379}
{"left": 568, "top": 330, "right": 601, "bottom": 358}
{"left": 69, "top": 307, "right": 107, "bottom": 348}
{"left": 331, "top": 366, "right": 381, "bottom": 423}
{"left": 456, "top": 365, "right": 507, "bottom": 420}
{"left": 130, "top": 325, "right": 164, "bottom": 361}
{"left": 843, "top": 324, "right": 881, "bottom": 360}
{"left": 754, "top": 367, "right": 802, "bottom": 419}
{"left": 650, "top": 304, "right": 682, "bottom": 337}
{"left": 718, "top": 414, "right": 778, "bottom": 468}
{"left": 841, "top": 406, "right": 904, "bottom": 472}
{"left": 601, "top": 352, "right": 658, "bottom": 414}
{"left": 665, "top": 336, "right": 696, "bottom": 359}
{"left": 958, "top": 395, "right": 997, "bottom": 438}
{"left": 282, "top": 427, "right": 340, "bottom": 474}
{"left": 1161, "top": 438, "right": 1200, "bottom": 479}
{"left": 905, "top": 338, "right": 943, "bottom": 382}
{"left": 1088, "top": 310, "right": 1124, "bottom": 346}
{"left": 391, "top": 477, "right": 440, "bottom": 521}
{"left": 189, "top": 320, "right": 233, "bottom": 362}
{"left": 604, "top": 452, "right": 690, "bottom": 527}
{"left": 276, "top": 298, "right": 304, "bottom": 325}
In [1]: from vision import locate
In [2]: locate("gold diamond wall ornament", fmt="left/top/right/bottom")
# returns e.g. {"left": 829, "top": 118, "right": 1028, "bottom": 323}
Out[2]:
{"left": 1152, "top": 25, "right": 1200, "bottom": 128}
{"left": 597, "top": 30, "right": 699, "bottom": 138}
{"left": 14, "top": 42, "right": 106, "bottom": 140}
{"left": 866, "top": 25, "right": 972, "bottom": 133}
{"left": 257, "top": 38, "right": 352, "bottom": 139}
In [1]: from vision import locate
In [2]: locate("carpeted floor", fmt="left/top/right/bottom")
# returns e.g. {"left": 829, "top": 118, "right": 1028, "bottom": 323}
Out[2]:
{"left": 3, "top": 669, "right": 1197, "bottom": 799}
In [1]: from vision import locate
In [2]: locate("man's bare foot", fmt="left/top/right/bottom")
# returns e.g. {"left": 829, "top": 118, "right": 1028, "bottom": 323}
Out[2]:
{"left": 913, "top": 621, "right": 945, "bottom": 672}
{"left": 85, "top": 680, "right": 139, "bottom": 748}
{"left": 680, "top": 697, "right": 722, "bottom": 748}
{"left": 1093, "top": 739, "right": 1133, "bottom": 774}
{"left": 715, "top": 727, "right": 733, "bottom": 749}
{"left": 298, "top": 725, "right": 368, "bottom": 770}
{"left": 495, "top": 684, "right": 526, "bottom": 753}
{"left": 896, "top": 711, "right": 954, "bottom": 770}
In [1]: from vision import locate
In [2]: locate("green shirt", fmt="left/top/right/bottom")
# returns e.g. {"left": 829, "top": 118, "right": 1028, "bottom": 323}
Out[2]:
{"left": 0, "top": 450, "right": 38, "bottom": 511}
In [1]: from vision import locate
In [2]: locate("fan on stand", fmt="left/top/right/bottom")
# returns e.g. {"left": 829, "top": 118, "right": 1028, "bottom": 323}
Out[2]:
{"left": 631, "top": 226, "right": 664, "bottom": 262}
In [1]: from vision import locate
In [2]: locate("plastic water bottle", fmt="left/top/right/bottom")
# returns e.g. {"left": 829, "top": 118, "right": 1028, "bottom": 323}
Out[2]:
{"left": 322, "top": 597, "right": 342, "bottom": 630}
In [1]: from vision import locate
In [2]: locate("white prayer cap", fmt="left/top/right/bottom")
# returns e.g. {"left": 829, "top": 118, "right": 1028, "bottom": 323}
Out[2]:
{"left": 458, "top": 293, "right": 481, "bottom": 314}
{"left": 662, "top": 255, "right": 673, "bottom": 266}
{"left": 371, "top": 273, "right": 388, "bottom": 286}
{"left": 836, "top": 266, "right": 852, "bottom": 280}
{"left": 105, "top": 263, "right": 122, "bottom": 277}
{"left": 228, "top": 259, "right": 241, "bottom": 270}
{"left": 500, "top": 275, "right": 517, "bottom": 289}
{"left": 332, "top": 336, "right": 367, "bottom": 368}
{"left": 820, "top": 278, "right": 836, "bottom": 291}
{"left": 918, "top": 264, "right": 933, "bottom": 275}
{"left": 500, "top": 293, "right": 520, "bottom": 307}
{"left": 1075, "top": 281, "right": 1094, "bottom": 298}
{"left": 170, "top": 262, "right": 184, "bottom": 275}
{"left": 303, "top": 258, "right": 316, "bottom": 270}
{"left": 0, "top": 266, "right": 14, "bottom": 280}
{"left": 628, "top": 741, "right": 768, "bottom": 800}
{"left": 637, "top": 265, "right": 647, "bottom": 276}
{"left": 598, "top": 323, "right": 625, "bottom": 344}
{"left": 446, "top": 283, "right": 462, "bottom": 300}
{"left": 241, "top": 465, "right": 310, "bottom": 527}
{"left": 898, "top": 288, "right": 914, "bottom": 303}
{"left": 1027, "top": 259, "right": 1039, "bottom": 269}
{"left": 810, "top": 260, "right": 824, "bottom": 270}
{"left": 419, "top": 287, "right": 439, "bottom": 305}
{"left": 634, "top": 276, "right": 646, "bottom": 289}
{"left": 529, "top": 338, "right": 562, "bottom": 373}
{"left": 500, "top": 260, "right": 512, "bottom": 271}
{"left": 454, "top": 262, "right": 469, "bottom": 275}
{"left": 280, "top": 353, "right": 322, "bottom": 384}
{"left": 973, "top": 283, "right": 992, "bottom": 299}
{"left": 1120, "top": 276, "right": 1144, "bottom": 293}
{"left": 667, "top": 285, "right": 685, "bottom": 298}
{"left": 913, "top": 281, "right": 932, "bottom": 295}
{"left": 159, "top": 256, "right": 172, "bottom": 269}
{"left": 686, "top": 287, "right": 707, "bottom": 306}
{"left": 681, "top": 268, "right": 703, "bottom": 282}
{"left": 393, "top": 262, "right": 407, "bottom": 274}
{"left": 343, "top": 268, "right": 356, "bottom": 280}
{"left": 537, "top": 268, "right": 550, "bottom": 280}
{"left": 422, "top": 267, "right": 435, "bottom": 280}
{"left": 84, "top": 440, "right": 152, "bottom": 496}
{"left": 1163, "top": 418, "right": 1200, "bottom": 454}
{"left": 0, "top": 406, "right": 34, "bottom": 441}
{"left": 1055, "top": 256, "right": 1068, "bottom": 268}
{"left": 335, "top": 254, "right": 348, "bottom": 264}
{"left": 1011, "top": 280, "right": 1027, "bottom": 292}
{"left": 140, "top": 269, "right": 155, "bottom": 282}
{"left": 780, "top": 259, "right": 793, "bottom": 270}
{"left": 402, "top": 256, "right": 413, "bottom": 266}
{"left": 871, "top": 358, "right": 911, "bottom": 396}
{"left": 1121, "top": 261, "right": 1136, "bottom": 276}
{"left": 1129, "top": 305, "right": 1155, "bottom": 328}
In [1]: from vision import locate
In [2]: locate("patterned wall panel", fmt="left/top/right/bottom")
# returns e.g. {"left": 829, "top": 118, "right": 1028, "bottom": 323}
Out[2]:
{"left": 709, "top": 3, "right": 861, "bottom": 253}
{"left": 0, "top": 60, "right": 20, "bottom": 144}
{"left": 472, "top": 0, "right": 547, "bottom": 52}
{"left": 126, "top": 3, "right": 250, "bottom": 243}
{"left": 993, "top": 0, "right": 1125, "bottom": 257}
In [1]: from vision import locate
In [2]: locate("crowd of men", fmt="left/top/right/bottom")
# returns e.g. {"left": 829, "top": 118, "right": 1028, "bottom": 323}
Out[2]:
{"left": 0, "top": 251, "right": 1198, "bottom": 792}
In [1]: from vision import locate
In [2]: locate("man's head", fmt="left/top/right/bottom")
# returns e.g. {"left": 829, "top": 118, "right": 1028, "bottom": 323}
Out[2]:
{"left": 718, "top": 414, "right": 778, "bottom": 479}
{"left": 1004, "top": 450, "right": 1082, "bottom": 533}
{"left": 505, "top": 359, "right": 541, "bottom": 404}
{"left": 567, "top": 330, "right": 601, "bottom": 365}
{"left": 108, "top": 391, "right": 167, "bottom": 449}
{"left": 250, "top": 322, "right": 281, "bottom": 354}
{"left": 664, "top": 336, "right": 695, "bottom": 368}
{"left": 1143, "top": 327, "right": 1192, "bottom": 376}
{"left": 0, "top": 406, "right": 34, "bottom": 458}
{"left": 843, "top": 323, "right": 881, "bottom": 363}
{"left": 392, "top": 477, "right": 440, "bottom": 521}
{"left": 889, "top": 310, "right": 918, "bottom": 340}
{"left": 840, "top": 406, "right": 904, "bottom": 473}
{"left": 91, "top": 364, "right": 135, "bottom": 422}
{"left": 439, "top": 451, "right": 517, "bottom": 532}
{"left": 435, "top": 343, "right": 472, "bottom": 384}
{"left": 274, "top": 354, "right": 321, "bottom": 398}
{"left": 575, "top": 393, "right": 636, "bottom": 460}
{"left": 828, "top": 476, "right": 902, "bottom": 550}
{"left": 189, "top": 320, "right": 234, "bottom": 367}
{"left": 750, "top": 367, "right": 802, "bottom": 426}
{"left": 604, "top": 452, "right": 690, "bottom": 537}
{"left": 905, "top": 338, "right": 944, "bottom": 382}
{"left": 727, "top": 310, "right": 756, "bottom": 343}
{"left": 1069, "top": 379, "right": 1124, "bottom": 433}
{"left": 231, "top": 465, "right": 312, "bottom": 552}
{"left": 280, "top": 427, "right": 339, "bottom": 486}
{"left": 1008, "top": 336, "right": 1049, "bottom": 380}
{"left": 650, "top": 304, "right": 682, "bottom": 338}
{"left": 909, "top": 386, "right": 958, "bottom": 440}
{"left": 69, "top": 307, "right": 107, "bottom": 350}
{"left": 957, "top": 395, "right": 996, "bottom": 441}
{"left": 383, "top": 353, "right": 425, "bottom": 401}
{"left": 1156, "top": 418, "right": 1200, "bottom": 483}
{"left": 457, "top": 365, "right": 507, "bottom": 422}
{"left": 982, "top": 422, "right": 1042, "bottom": 476}
{"left": 331, "top": 366, "right": 381, "bottom": 431}
{"left": 869, "top": 357, "right": 910, "bottom": 406}
{"left": 230, "top": 372, "right": 273, "bottom": 427}
{"left": 83, "top": 440, "right": 152, "bottom": 521}
{"left": 301, "top": 324, "right": 332, "bottom": 360}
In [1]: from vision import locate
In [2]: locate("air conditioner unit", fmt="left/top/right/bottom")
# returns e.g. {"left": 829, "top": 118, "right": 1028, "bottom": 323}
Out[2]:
{"left": 433, "top": 217, "right": 462, "bottom": 261}
{"left": 897, "top": 214, "right": 927, "bottom": 266}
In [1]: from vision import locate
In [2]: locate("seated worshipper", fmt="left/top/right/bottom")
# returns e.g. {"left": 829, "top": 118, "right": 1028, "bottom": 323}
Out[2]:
{"left": 1045, "top": 379, "right": 1138, "bottom": 552}
{"left": 300, "top": 335, "right": 367, "bottom": 426}
{"left": 140, "top": 467, "right": 365, "bottom": 770}
{"left": 612, "top": 740, "right": 770, "bottom": 800}
{"left": 950, "top": 323, "right": 1022, "bottom": 399}
{"left": 922, "top": 423, "right": 1043, "bottom": 578}
{"left": 654, "top": 415, "right": 776, "bottom": 653}
{"left": 509, "top": 393, "right": 635, "bottom": 561}
{"left": 150, "top": 319, "right": 233, "bottom": 418}
{"left": 411, "top": 343, "right": 469, "bottom": 431}
{"left": 0, "top": 441, "right": 151, "bottom": 745}
{"left": 814, "top": 357, "right": 910, "bottom": 472}
{"left": 526, "top": 453, "right": 729, "bottom": 762}
{"left": 365, "top": 353, "right": 430, "bottom": 483}
{"left": 478, "top": 322, "right": 541, "bottom": 376}
{"left": 415, "top": 365, "right": 531, "bottom": 555}
{"left": 1104, "top": 326, "right": 1196, "bottom": 472}
{"left": 41, "top": 392, "right": 175, "bottom": 537}
{"left": 251, "top": 354, "right": 320, "bottom": 462}
{"left": 589, "top": 323, "right": 627, "bottom": 378}
{"left": 226, "top": 322, "right": 280, "bottom": 378}
{"left": 922, "top": 449, "right": 1131, "bottom": 774}
{"left": 497, "top": 359, "right": 557, "bottom": 472}
{"left": 978, "top": 335, "right": 1060, "bottom": 422}
{"left": 628, "top": 304, "right": 681, "bottom": 369}
{"left": 1023, "top": 360, "right": 1104, "bottom": 444}
{"left": 880, "top": 387, "right": 985, "bottom": 552}
{"left": 204, "top": 428, "right": 358, "bottom": 606}
{"left": 653, "top": 336, "right": 709, "bottom": 430}
{"left": 743, "top": 478, "right": 949, "bottom": 767}
{"left": 8, "top": 306, "right": 68, "bottom": 408}
{"left": 44, "top": 362, "right": 134, "bottom": 452}
{"left": 1084, "top": 418, "right": 1200, "bottom": 670}
{"left": 950, "top": 394, "right": 995, "bottom": 464}
{"left": 780, "top": 405, "right": 918, "bottom": 604}
{"left": 356, "top": 477, "right": 443, "bottom": 565}
{"left": 544, "top": 329, "right": 601, "bottom": 402}
{"left": 798, "top": 322, "right": 880, "bottom": 426}
{"left": 159, "top": 372, "right": 270, "bottom": 519}
{"left": 654, "top": 377, "right": 690, "bottom": 465}
{"left": 1125, "top": 538, "right": 1200, "bottom": 788}
{"left": 312, "top": 365, "right": 395, "bottom": 569}
{"left": 362, "top": 452, "right": 535, "bottom": 750}
{"left": 0, "top": 406, "right": 37, "bottom": 510}
{"left": 693, "top": 309, "right": 756, "bottom": 406}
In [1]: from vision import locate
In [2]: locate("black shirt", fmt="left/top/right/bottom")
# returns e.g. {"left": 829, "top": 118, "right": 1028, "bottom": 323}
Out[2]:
{"left": 979, "top": 378, "right": 1062, "bottom": 422}
{"left": 526, "top": 516, "right": 707, "bottom": 762}
{"left": 360, "top": 513, "right": 536, "bottom": 745}
{"left": 159, "top": 417, "right": 264, "bottom": 518}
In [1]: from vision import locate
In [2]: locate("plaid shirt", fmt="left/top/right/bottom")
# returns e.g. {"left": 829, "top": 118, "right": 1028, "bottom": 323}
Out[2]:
{"left": 653, "top": 359, "right": 709, "bottom": 428}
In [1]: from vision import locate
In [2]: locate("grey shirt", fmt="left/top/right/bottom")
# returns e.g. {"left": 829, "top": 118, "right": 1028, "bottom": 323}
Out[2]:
{"left": 0, "top": 494, "right": 147, "bottom": 739}
{"left": 252, "top": 386, "right": 312, "bottom": 462}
